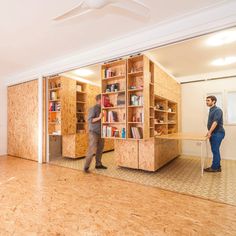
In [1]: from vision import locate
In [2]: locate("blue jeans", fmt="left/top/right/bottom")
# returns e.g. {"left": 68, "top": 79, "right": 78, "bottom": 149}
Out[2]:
{"left": 210, "top": 132, "right": 225, "bottom": 169}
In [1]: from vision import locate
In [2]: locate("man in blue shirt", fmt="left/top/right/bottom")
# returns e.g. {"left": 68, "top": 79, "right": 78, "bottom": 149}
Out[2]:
{"left": 204, "top": 95, "right": 225, "bottom": 172}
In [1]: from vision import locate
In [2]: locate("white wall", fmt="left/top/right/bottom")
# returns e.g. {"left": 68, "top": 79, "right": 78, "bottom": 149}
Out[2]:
{"left": 181, "top": 76, "right": 236, "bottom": 160}
{"left": 0, "top": 80, "right": 7, "bottom": 156}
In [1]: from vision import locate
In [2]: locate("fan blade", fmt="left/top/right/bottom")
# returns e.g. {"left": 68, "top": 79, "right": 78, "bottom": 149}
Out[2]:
{"left": 53, "top": 2, "right": 92, "bottom": 21}
{"left": 111, "top": 0, "right": 150, "bottom": 17}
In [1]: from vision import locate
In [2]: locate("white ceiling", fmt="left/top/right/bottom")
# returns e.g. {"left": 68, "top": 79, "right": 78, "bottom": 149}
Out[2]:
{"left": 0, "top": 0, "right": 230, "bottom": 79}
{"left": 61, "top": 64, "right": 101, "bottom": 86}
{"left": 147, "top": 27, "right": 236, "bottom": 78}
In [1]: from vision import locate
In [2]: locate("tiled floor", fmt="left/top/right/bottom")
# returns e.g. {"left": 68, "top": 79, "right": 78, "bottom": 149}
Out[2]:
{"left": 50, "top": 152, "right": 236, "bottom": 206}
{"left": 1, "top": 155, "right": 236, "bottom": 235}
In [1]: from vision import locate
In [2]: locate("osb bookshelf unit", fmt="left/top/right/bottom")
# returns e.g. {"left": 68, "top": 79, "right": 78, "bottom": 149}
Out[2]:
{"left": 101, "top": 59, "right": 127, "bottom": 139}
{"left": 76, "top": 81, "right": 87, "bottom": 134}
{"left": 48, "top": 76, "right": 77, "bottom": 136}
{"left": 127, "top": 55, "right": 154, "bottom": 140}
{"left": 48, "top": 76, "right": 62, "bottom": 135}
{"left": 114, "top": 57, "right": 181, "bottom": 171}
{"left": 154, "top": 95, "right": 178, "bottom": 136}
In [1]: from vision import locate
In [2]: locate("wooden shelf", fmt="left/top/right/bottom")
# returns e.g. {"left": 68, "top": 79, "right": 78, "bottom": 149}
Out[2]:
{"left": 49, "top": 99, "right": 60, "bottom": 102}
{"left": 128, "top": 88, "right": 143, "bottom": 92}
{"left": 128, "top": 71, "right": 143, "bottom": 76}
{"left": 155, "top": 123, "right": 168, "bottom": 125}
{"left": 76, "top": 91, "right": 86, "bottom": 94}
{"left": 103, "top": 122, "right": 126, "bottom": 124}
{"left": 102, "top": 137, "right": 125, "bottom": 140}
{"left": 49, "top": 87, "right": 61, "bottom": 91}
{"left": 128, "top": 122, "right": 143, "bottom": 124}
{"left": 128, "top": 105, "right": 143, "bottom": 108}
{"left": 102, "top": 106, "right": 125, "bottom": 110}
{"left": 77, "top": 112, "right": 85, "bottom": 114}
{"left": 77, "top": 101, "right": 86, "bottom": 104}
{"left": 155, "top": 109, "right": 167, "bottom": 113}
{"left": 49, "top": 111, "right": 61, "bottom": 113}
{"left": 102, "top": 90, "right": 126, "bottom": 95}
{"left": 102, "top": 75, "right": 125, "bottom": 80}
{"left": 77, "top": 122, "right": 86, "bottom": 124}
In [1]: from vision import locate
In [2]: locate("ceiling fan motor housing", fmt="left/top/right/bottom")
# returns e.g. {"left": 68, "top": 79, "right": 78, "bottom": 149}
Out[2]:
{"left": 85, "top": 0, "right": 109, "bottom": 9}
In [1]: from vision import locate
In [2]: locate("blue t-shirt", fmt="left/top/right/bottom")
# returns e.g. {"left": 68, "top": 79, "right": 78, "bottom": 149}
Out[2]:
{"left": 207, "top": 106, "right": 225, "bottom": 134}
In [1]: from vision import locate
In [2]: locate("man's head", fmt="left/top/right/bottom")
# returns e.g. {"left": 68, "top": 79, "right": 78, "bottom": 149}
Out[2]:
{"left": 206, "top": 95, "right": 217, "bottom": 107}
{"left": 96, "top": 94, "right": 101, "bottom": 105}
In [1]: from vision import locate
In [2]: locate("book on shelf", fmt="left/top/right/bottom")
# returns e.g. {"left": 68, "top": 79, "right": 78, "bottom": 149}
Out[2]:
{"left": 130, "top": 94, "right": 143, "bottom": 106}
{"left": 49, "top": 102, "right": 61, "bottom": 112}
{"left": 130, "top": 127, "right": 143, "bottom": 139}
{"left": 105, "top": 83, "right": 120, "bottom": 93}
{"left": 102, "top": 95, "right": 113, "bottom": 107}
{"left": 117, "top": 92, "right": 126, "bottom": 106}
{"left": 103, "top": 68, "right": 125, "bottom": 79}
{"left": 102, "top": 125, "right": 120, "bottom": 138}
{"left": 131, "top": 112, "right": 144, "bottom": 122}
{"left": 103, "top": 110, "right": 118, "bottom": 123}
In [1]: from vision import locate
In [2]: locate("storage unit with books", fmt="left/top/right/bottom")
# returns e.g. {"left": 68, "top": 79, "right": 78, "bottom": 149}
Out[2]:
{"left": 113, "top": 56, "right": 180, "bottom": 171}
{"left": 127, "top": 55, "right": 153, "bottom": 140}
{"left": 101, "top": 59, "right": 127, "bottom": 139}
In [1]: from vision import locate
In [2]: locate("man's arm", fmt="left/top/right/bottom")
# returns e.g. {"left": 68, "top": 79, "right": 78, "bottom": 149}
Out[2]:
{"left": 92, "top": 113, "right": 102, "bottom": 123}
{"left": 88, "top": 108, "right": 102, "bottom": 123}
{"left": 206, "top": 121, "right": 217, "bottom": 138}
{"left": 206, "top": 109, "right": 222, "bottom": 138}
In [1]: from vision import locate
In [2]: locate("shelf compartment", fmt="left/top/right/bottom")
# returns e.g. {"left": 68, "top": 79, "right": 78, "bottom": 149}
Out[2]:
{"left": 102, "top": 75, "right": 126, "bottom": 80}
{"left": 102, "top": 90, "right": 126, "bottom": 95}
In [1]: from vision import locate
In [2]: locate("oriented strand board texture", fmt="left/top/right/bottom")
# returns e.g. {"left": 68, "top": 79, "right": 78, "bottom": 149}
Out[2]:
{"left": 63, "top": 134, "right": 114, "bottom": 158}
{"left": 61, "top": 77, "right": 76, "bottom": 135}
{"left": 62, "top": 135, "right": 76, "bottom": 158}
{"left": 114, "top": 140, "right": 139, "bottom": 169}
{"left": 139, "top": 138, "right": 155, "bottom": 171}
{"left": 143, "top": 55, "right": 151, "bottom": 139}
{"left": 7, "top": 80, "right": 38, "bottom": 161}
{"left": 155, "top": 138, "right": 179, "bottom": 168}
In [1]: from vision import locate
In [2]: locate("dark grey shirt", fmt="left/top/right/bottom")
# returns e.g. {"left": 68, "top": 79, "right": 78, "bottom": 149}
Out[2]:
{"left": 88, "top": 104, "right": 101, "bottom": 135}
{"left": 207, "top": 105, "right": 225, "bottom": 134}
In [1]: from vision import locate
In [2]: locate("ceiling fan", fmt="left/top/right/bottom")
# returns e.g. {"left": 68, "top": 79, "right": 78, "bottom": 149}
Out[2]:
{"left": 54, "top": 0, "right": 150, "bottom": 21}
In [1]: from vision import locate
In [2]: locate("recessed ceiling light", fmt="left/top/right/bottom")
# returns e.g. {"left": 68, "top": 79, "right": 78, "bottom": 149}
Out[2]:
{"left": 211, "top": 56, "right": 236, "bottom": 66}
{"left": 73, "top": 69, "right": 93, "bottom": 77}
{"left": 207, "top": 30, "right": 236, "bottom": 46}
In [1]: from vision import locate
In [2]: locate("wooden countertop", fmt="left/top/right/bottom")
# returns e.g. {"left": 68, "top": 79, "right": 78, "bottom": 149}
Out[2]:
{"left": 155, "top": 132, "right": 208, "bottom": 141}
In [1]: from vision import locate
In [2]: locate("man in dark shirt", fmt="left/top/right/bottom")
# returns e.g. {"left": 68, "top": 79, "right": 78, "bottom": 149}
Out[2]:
{"left": 84, "top": 94, "right": 107, "bottom": 173}
{"left": 204, "top": 95, "right": 225, "bottom": 172}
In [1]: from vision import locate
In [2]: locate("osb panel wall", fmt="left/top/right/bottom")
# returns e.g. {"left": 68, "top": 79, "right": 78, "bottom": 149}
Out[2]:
{"left": 61, "top": 77, "right": 76, "bottom": 135}
{"left": 8, "top": 80, "right": 38, "bottom": 161}
{"left": 154, "top": 64, "right": 180, "bottom": 103}
{"left": 115, "top": 140, "right": 138, "bottom": 169}
{"left": 63, "top": 134, "right": 114, "bottom": 158}
{"left": 139, "top": 138, "right": 155, "bottom": 171}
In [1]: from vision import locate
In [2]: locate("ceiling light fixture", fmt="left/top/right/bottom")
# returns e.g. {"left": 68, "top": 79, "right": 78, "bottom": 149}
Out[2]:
{"left": 207, "top": 30, "right": 236, "bottom": 46}
{"left": 211, "top": 56, "right": 236, "bottom": 66}
{"left": 73, "top": 68, "right": 93, "bottom": 77}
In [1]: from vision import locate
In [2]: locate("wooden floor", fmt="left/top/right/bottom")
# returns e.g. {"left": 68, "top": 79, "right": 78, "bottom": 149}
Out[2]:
{"left": 1, "top": 156, "right": 236, "bottom": 236}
